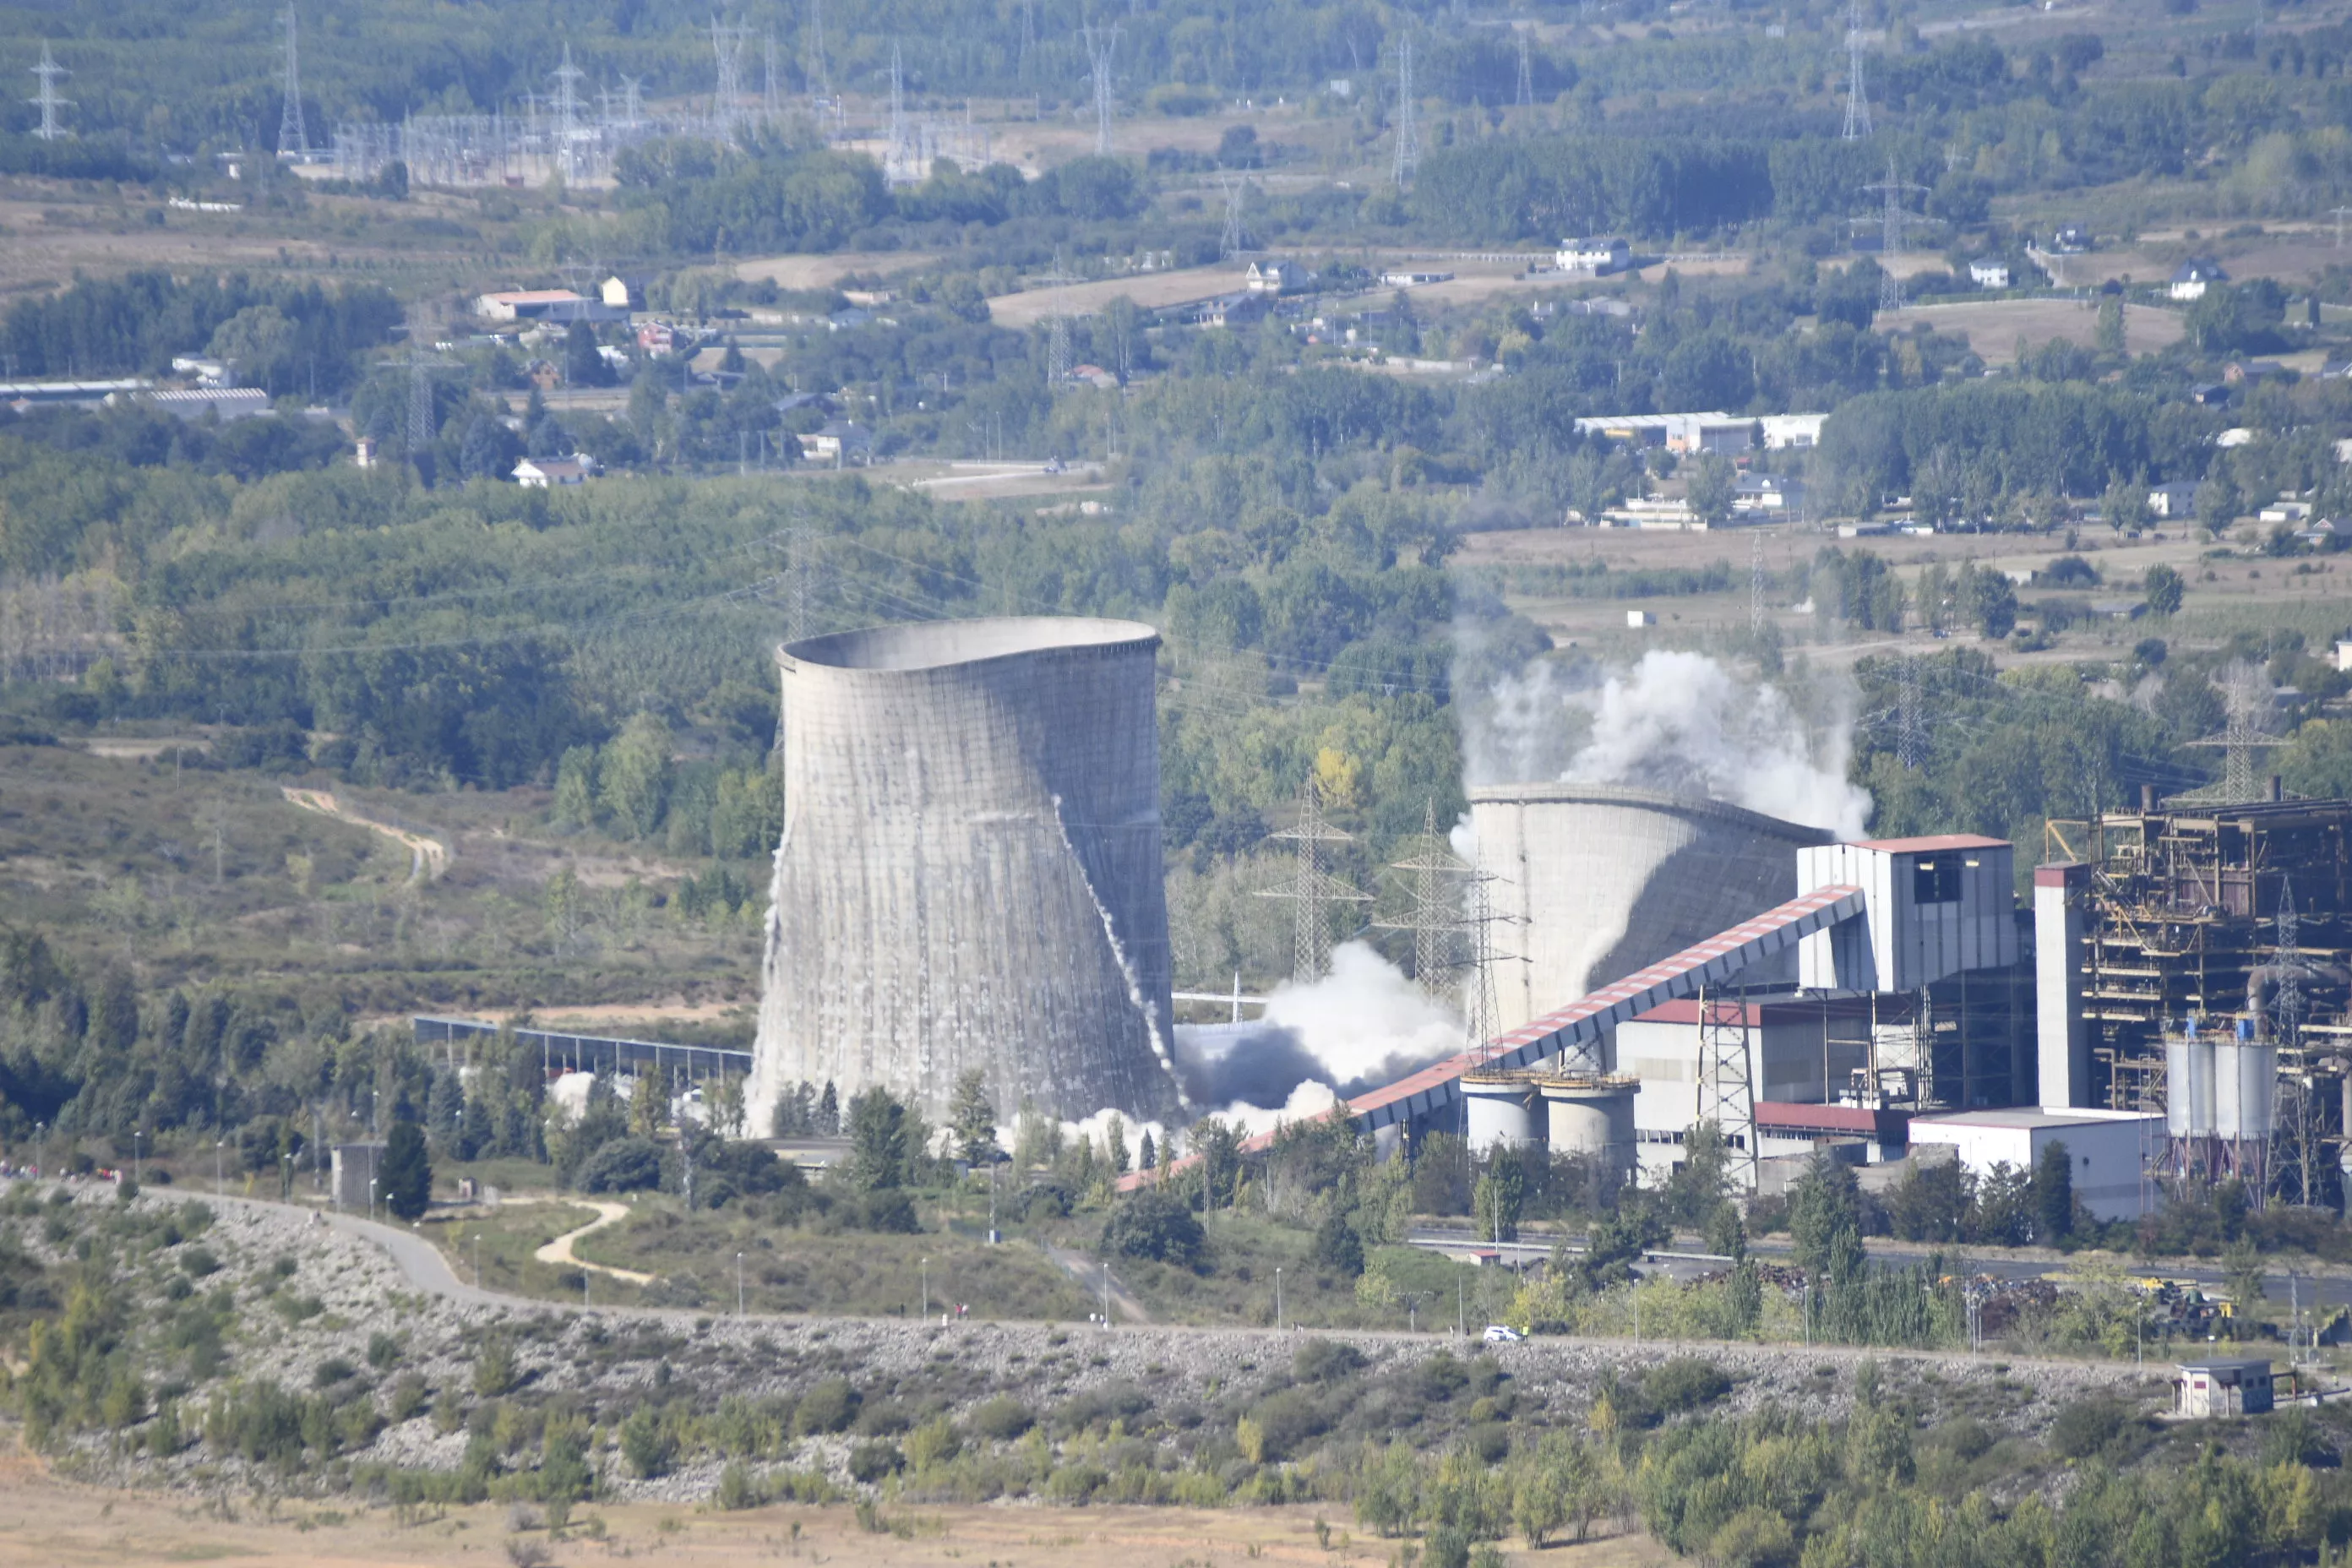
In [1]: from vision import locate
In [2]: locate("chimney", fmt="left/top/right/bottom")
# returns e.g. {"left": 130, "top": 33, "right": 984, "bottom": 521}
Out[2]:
{"left": 2268, "top": 775, "right": 2284, "bottom": 803}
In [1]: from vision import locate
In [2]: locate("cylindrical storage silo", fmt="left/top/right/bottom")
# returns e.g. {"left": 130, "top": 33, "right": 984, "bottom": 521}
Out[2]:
{"left": 2237, "top": 1041, "right": 2277, "bottom": 1143}
{"left": 747, "top": 618, "right": 1183, "bottom": 1130}
{"left": 1468, "top": 784, "right": 1832, "bottom": 1032}
{"left": 1463, "top": 1075, "right": 1543, "bottom": 1153}
{"left": 2189, "top": 1037, "right": 2216, "bottom": 1138}
{"left": 2165, "top": 1037, "right": 2193, "bottom": 1140}
{"left": 1541, "top": 1077, "right": 1637, "bottom": 1179}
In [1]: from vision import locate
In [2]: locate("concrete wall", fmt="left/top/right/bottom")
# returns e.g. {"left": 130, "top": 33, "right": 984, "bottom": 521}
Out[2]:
{"left": 1470, "top": 784, "right": 1830, "bottom": 1036}
{"left": 748, "top": 617, "right": 1184, "bottom": 1131}
{"left": 1799, "top": 837, "right": 2018, "bottom": 994}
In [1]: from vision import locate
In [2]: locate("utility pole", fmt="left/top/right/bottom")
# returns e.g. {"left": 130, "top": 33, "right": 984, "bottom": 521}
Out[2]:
{"left": 1392, "top": 32, "right": 1420, "bottom": 187}
{"left": 1750, "top": 527, "right": 1767, "bottom": 637}
{"left": 1897, "top": 656, "right": 1923, "bottom": 770}
{"left": 549, "top": 44, "right": 585, "bottom": 182}
{"left": 763, "top": 32, "right": 781, "bottom": 122}
{"left": 1377, "top": 800, "right": 1465, "bottom": 1005}
{"left": 1842, "top": 0, "right": 1871, "bottom": 141}
{"left": 277, "top": 8, "right": 308, "bottom": 159}
{"left": 887, "top": 39, "right": 910, "bottom": 179}
{"left": 710, "top": 14, "right": 748, "bottom": 138}
{"left": 27, "top": 41, "right": 71, "bottom": 141}
{"left": 2333, "top": 204, "right": 2352, "bottom": 250}
{"left": 1257, "top": 776, "right": 1370, "bottom": 983}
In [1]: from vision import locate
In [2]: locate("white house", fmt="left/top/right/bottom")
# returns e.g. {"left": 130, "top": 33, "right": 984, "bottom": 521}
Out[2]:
{"left": 513, "top": 455, "right": 599, "bottom": 487}
{"left": 2147, "top": 481, "right": 2199, "bottom": 519}
{"left": 476, "top": 289, "right": 589, "bottom": 320}
{"left": 1905, "top": 1107, "right": 2161, "bottom": 1221}
{"left": 1556, "top": 237, "right": 1631, "bottom": 275}
{"left": 2170, "top": 260, "right": 2226, "bottom": 302}
{"left": 1968, "top": 260, "right": 2012, "bottom": 289}
{"left": 1244, "top": 260, "right": 1305, "bottom": 295}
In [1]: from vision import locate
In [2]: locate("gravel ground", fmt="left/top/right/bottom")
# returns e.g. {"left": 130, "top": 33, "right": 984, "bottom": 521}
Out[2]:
{"left": 15, "top": 1184, "right": 2167, "bottom": 1504}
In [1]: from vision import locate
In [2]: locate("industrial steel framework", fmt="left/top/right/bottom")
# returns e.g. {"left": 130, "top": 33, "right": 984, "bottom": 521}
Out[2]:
{"left": 1260, "top": 776, "right": 1371, "bottom": 984}
{"left": 1696, "top": 984, "right": 1758, "bottom": 1190}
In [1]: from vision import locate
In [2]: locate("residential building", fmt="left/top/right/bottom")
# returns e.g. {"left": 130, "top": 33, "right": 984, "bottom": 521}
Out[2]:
{"left": 2170, "top": 259, "right": 2225, "bottom": 302}
{"left": 600, "top": 275, "right": 648, "bottom": 309}
{"left": 475, "top": 289, "right": 587, "bottom": 320}
{"left": 1244, "top": 259, "right": 1306, "bottom": 295}
{"left": 2051, "top": 225, "right": 2092, "bottom": 253}
{"left": 1380, "top": 270, "right": 1454, "bottom": 287}
{"left": 1555, "top": 237, "right": 1631, "bottom": 275}
{"left": 2147, "top": 481, "right": 2199, "bottom": 520}
{"left": 1968, "top": 260, "right": 2012, "bottom": 289}
{"left": 797, "top": 420, "right": 874, "bottom": 466}
{"left": 513, "top": 455, "right": 599, "bottom": 487}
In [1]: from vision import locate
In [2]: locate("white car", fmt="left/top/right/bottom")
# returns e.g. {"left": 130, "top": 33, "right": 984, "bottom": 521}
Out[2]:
{"left": 1482, "top": 1324, "right": 1523, "bottom": 1343}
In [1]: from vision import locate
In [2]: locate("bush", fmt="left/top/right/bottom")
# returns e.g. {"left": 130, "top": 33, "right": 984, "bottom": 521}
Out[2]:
{"left": 716, "top": 1461, "right": 761, "bottom": 1510}
{"left": 793, "top": 1377, "right": 860, "bottom": 1435}
{"left": 1099, "top": 1190, "right": 1205, "bottom": 1268}
{"left": 180, "top": 1246, "right": 220, "bottom": 1277}
{"left": 577, "top": 1136, "right": 663, "bottom": 1193}
{"left": 847, "top": 1441, "right": 904, "bottom": 1484}
{"left": 2049, "top": 1396, "right": 2126, "bottom": 1459}
{"left": 619, "top": 1407, "right": 676, "bottom": 1478}
{"left": 1295, "top": 1338, "right": 1367, "bottom": 1383}
{"left": 1645, "top": 1358, "right": 1732, "bottom": 1414}
{"left": 474, "top": 1337, "right": 519, "bottom": 1398}
{"left": 968, "top": 1395, "right": 1034, "bottom": 1440}
{"left": 849, "top": 1189, "right": 920, "bottom": 1233}
{"left": 1312, "top": 1213, "right": 1364, "bottom": 1277}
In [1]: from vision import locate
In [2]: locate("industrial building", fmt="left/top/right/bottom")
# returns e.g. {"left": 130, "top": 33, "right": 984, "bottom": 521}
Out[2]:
{"left": 746, "top": 618, "right": 1185, "bottom": 1134}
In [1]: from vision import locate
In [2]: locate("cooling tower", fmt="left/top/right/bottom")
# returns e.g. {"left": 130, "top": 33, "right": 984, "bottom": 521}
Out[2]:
{"left": 747, "top": 617, "right": 1184, "bottom": 1131}
{"left": 1471, "top": 783, "right": 1833, "bottom": 1036}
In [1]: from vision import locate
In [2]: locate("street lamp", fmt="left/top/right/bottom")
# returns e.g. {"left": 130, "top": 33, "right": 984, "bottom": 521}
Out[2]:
{"left": 921, "top": 1256, "right": 929, "bottom": 1320}
{"left": 133, "top": 1129, "right": 142, "bottom": 1187}
{"left": 215, "top": 1139, "right": 224, "bottom": 1196}
{"left": 280, "top": 1151, "right": 292, "bottom": 1201}
{"left": 1275, "top": 1266, "right": 1284, "bottom": 1332}
{"left": 473, "top": 1233, "right": 482, "bottom": 1291}
{"left": 737, "top": 1251, "right": 745, "bottom": 1317}
{"left": 368, "top": 1177, "right": 377, "bottom": 1224}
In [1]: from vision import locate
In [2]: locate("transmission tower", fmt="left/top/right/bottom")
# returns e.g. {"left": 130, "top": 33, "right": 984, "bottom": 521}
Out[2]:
{"left": 1018, "top": 0, "right": 1037, "bottom": 79}
{"left": 1749, "top": 527, "right": 1767, "bottom": 636}
{"left": 1218, "top": 174, "right": 1248, "bottom": 259}
{"left": 1515, "top": 30, "right": 1535, "bottom": 107}
{"left": 1857, "top": 157, "right": 1930, "bottom": 311}
{"left": 620, "top": 74, "right": 645, "bottom": 127}
{"left": 1082, "top": 24, "right": 1119, "bottom": 155}
{"left": 1696, "top": 984, "right": 1759, "bottom": 1190}
{"left": 2182, "top": 664, "right": 2285, "bottom": 804}
{"left": 1392, "top": 32, "right": 1420, "bottom": 186}
{"left": 1377, "top": 801, "right": 1466, "bottom": 1004}
{"left": 807, "top": 0, "right": 831, "bottom": 112}
{"left": 549, "top": 44, "right": 586, "bottom": 181}
{"left": 711, "top": 15, "right": 749, "bottom": 135}
{"left": 1257, "top": 776, "right": 1371, "bottom": 985}
{"left": 1043, "top": 250, "right": 1077, "bottom": 390}
{"left": 277, "top": 8, "right": 309, "bottom": 159}
{"left": 26, "top": 41, "right": 71, "bottom": 142}
{"left": 1459, "top": 866, "right": 1515, "bottom": 1054}
{"left": 886, "top": 39, "right": 911, "bottom": 177}
{"left": 1896, "top": 656, "right": 1923, "bottom": 770}
{"left": 406, "top": 360, "right": 438, "bottom": 479}
{"left": 1841, "top": 0, "right": 1871, "bottom": 141}
{"left": 2333, "top": 204, "right": 2352, "bottom": 250}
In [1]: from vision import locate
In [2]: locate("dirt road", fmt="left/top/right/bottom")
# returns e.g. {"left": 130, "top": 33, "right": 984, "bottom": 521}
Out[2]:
{"left": 280, "top": 787, "right": 448, "bottom": 884}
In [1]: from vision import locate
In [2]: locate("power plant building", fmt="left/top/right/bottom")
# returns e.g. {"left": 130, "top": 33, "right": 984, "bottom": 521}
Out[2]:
{"left": 747, "top": 618, "right": 1184, "bottom": 1133}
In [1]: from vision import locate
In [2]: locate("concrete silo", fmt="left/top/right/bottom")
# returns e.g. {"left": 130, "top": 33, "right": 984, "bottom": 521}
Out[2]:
{"left": 747, "top": 617, "right": 1184, "bottom": 1131}
{"left": 1470, "top": 783, "right": 1832, "bottom": 1036}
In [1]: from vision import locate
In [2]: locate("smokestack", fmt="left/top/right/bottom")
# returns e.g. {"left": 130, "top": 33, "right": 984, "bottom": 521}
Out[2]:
{"left": 2141, "top": 784, "right": 2156, "bottom": 812}
{"left": 2268, "top": 775, "right": 2284, "bottom": 803}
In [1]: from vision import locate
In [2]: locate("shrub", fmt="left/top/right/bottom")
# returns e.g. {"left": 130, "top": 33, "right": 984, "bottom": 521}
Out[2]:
{"left": 847, "top": 1441, "right": 904, "bottom": 1484}
{"left": 180, "top": 1246, "right": 220, "bottom": 1277}
{"left": 578, "top": 1136, "right": 663, "bottom": 1193}
{"left": 968, "top": 1395, "right": 1034, "bottom": 1440}
{"left": 1296, "top": 1339, "right": 1367, "bottom": 1383}
{"left": 1645, "top": 1358, "right": 1732, "bottom": 1415}
{"left": 849, "top": 1189, "right": 920, "bottom": 1233}
{"left": 2049, "top": 1396, "right": 2126, "bottom": 1460}
{"left": 367, "top": 1331, "right": 401, "bottom": 1370}
{"left": 473, "top": 1337, "right": 519, "bottom": 1398}
{"left": 313, "top": 1356, "right": 358, "bottom": 1388}
{"left": 716, "top": 1461, "right": 761, "bottom": 1510}
{"left": 793, "top": 1377, "right": 860, "bottom": 1435}
{"left": 1099, "top": 1190, "right": 1206, "bottom": 1268}
{"left": 619, "top": 1407, "right": 676, "bottom": 1478}
{"left": 1312, "top": 1213, "right": 1364, "bottom": 1277}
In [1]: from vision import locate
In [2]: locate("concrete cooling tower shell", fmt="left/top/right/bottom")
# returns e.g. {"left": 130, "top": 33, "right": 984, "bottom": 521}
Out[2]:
{"left": 1471, "top": 783, "right": 1833, "bottom": 1036}
{"left": 748, "top": 617, "right": 1183, "bottom": 1131}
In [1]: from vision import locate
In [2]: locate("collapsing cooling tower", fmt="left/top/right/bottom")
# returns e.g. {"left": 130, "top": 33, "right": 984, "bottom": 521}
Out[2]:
{"left": 1471, "top": 782, "right": 1833, "bottom": 1033}
{"left": 747, "top": 618, "right": 1184, "bottom": 1132}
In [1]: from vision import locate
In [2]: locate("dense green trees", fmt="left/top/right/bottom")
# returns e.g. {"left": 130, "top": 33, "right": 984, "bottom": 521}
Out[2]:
{"left": 2, "top": 273, "right": 399, "bottom": 394}
{"left": 378, "top": 1119, "right": 431, "bottom": 1220}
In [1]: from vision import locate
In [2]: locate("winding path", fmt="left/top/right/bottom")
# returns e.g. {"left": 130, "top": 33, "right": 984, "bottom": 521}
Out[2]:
{"left": 281, "top": 786, "right": 449, "bottom": 884}
{"left": 531, "top": 1198, "right": 656, "bottom": 1284}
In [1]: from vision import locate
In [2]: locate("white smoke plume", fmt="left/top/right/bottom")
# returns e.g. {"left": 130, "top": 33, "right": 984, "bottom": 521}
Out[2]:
{"left": 1167, "top": 942, "right": 1466, "bottom": 1137}
{"left": 1565, "top": 651, "right": 1871, "bottom": 837}
{"left": 1460, "top": 641, "right": 1870, "bottom": 839}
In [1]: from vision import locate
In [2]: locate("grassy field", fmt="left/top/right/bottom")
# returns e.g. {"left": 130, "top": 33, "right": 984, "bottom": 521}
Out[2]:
{"left": 1876, "top": 298, "right": 2185, "bottom": 362}
{"left": 574, "top": 1198, "right": 1100, "bottom": 1320}
{"left": 415, "top": 1198, "right": 620, "bottom": 1302}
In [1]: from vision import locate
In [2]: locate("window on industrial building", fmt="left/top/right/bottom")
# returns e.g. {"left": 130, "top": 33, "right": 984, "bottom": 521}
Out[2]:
{"left": 1913, "top": 859, "right": 1963, "bottom": 904}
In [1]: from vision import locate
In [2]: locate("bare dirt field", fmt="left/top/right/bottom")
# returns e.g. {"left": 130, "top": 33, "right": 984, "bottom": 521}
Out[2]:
{"left": 731, "top": 251, "right": 943, "bottom": 290}
{"left": 1876, "top": 298, "right": 2183, "bottom": 361}
{"left": 987, "top": 264, "right": 1234, "bottom": 325}
{"left": 0, "top": 1460, "right": 1676, "bottom": 1568}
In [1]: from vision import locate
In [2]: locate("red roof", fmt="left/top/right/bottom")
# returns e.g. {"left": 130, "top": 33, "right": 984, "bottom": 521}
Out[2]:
{"left": 1754, "top": 1101, "right": 1902, "bottom": 1136}
{"left": 1847, "top": 834, "right": 2009, "bottom": 853}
